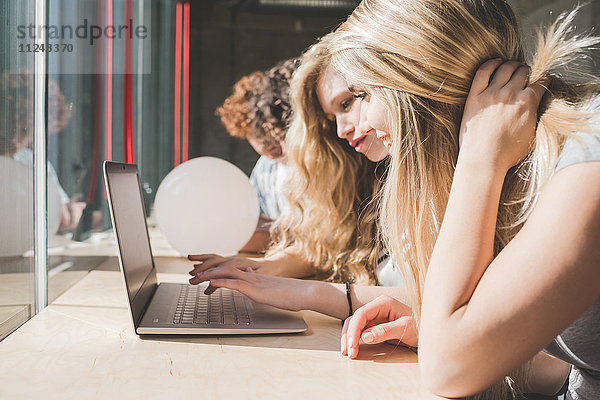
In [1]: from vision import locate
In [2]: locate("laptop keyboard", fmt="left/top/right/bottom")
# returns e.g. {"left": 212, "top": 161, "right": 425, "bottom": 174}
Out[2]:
{"left": 173, "top": 286, "right": 252, "bottom": 325}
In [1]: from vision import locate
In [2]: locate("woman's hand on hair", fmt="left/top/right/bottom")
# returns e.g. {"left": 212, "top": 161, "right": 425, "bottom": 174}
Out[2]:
{"left": 341, "top": 295, "right": 417, "bottom": 359}
{"left": 458, "top": 59, "right": 548, "bottom": 172}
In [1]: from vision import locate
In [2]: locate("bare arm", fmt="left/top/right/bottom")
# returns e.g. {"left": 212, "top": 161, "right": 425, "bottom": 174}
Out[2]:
{"left": 526, "top": 352, "right": 571, "bottom": 396}
{"left": 239, "top": 216, "right": 273, "bottom": 254}
{"left": 308, "top": 281, "right": 410, "bottom": 320}
{"left": 188, "top": 264, "right": 410, "bottom": 320}
{"left": 418, "top": 61, "right": 600, "bottom": 396}
{"left": 421, "top": 162, "right": 600, "bottom": 396}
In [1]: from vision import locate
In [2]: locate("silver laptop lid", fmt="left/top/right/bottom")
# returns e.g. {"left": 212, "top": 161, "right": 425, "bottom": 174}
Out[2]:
{"left": 103, "top": 161, "right": 158, "bottom": 328}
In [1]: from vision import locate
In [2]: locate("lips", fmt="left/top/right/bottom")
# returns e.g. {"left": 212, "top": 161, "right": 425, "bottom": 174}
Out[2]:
{"left": 349, "top": 136, "right": 366, "bottom": 148}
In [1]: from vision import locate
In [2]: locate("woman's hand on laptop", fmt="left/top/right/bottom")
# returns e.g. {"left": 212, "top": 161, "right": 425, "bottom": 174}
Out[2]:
{"left": 188, "top": 251, "right": 314, "bottom": 278}
{"left": 188, "top": 264, "right": 310, "bottom": 312}
{"left": 188, "top": 254, "right": 272, "bottom": 275}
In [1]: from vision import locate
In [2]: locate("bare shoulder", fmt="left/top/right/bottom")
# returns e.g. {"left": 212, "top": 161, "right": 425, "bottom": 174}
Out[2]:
{"left": 514, "top": 160, "right": 600, "bottom": 286}
{"left": 536, "top": 160, "right": 600, "bottom": 220}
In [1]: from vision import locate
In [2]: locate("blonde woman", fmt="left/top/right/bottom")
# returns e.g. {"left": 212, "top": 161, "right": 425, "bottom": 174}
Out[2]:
{"left": 188, "top": 35, "right": 413, "bottom": 324}
{"left": 201, "top": 47, "right": 390, "bottom": 282}
{"left": 326, "top": 0, "right": 599, "bottom": 399}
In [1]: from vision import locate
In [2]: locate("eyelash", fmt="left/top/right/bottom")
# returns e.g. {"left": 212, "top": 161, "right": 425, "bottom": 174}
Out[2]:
{"left": 353, "top": 92, "right": 368, "bottom": 101}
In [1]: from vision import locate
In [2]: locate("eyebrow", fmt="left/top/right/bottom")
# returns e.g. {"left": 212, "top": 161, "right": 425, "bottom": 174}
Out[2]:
{"left": 347, "top": 85, "right": 367, "bottom": 96}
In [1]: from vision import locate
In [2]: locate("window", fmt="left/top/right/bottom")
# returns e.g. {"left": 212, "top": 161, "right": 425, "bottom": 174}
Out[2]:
{"left": 0, "top": 0, "right": 179, "bottom": 340}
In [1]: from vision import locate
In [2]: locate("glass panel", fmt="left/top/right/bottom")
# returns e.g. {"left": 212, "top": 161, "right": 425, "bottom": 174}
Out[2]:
{"left": 40, "top": 0, "right": 171, "bottom": 295}
{"left": 0, "top": 0, "right": 36, "bottom": 340}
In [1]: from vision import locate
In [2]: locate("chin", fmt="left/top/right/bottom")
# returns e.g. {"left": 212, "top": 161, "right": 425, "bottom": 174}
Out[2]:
{"left": 365, "top": 148, "right": 389, "bottom": 162}
{"left": 364, "top": 153, "right": 384, "bottom": 162}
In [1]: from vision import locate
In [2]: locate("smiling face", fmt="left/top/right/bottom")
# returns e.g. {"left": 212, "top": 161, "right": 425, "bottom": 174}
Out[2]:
{"left": 353, "top": 90, "right": 393, "bottom": 153}
{"left": 365, "top": 95, "right": 393, "bottom": 151}
{"left": 316, "top": 68, "right": 388, "bottom": 162}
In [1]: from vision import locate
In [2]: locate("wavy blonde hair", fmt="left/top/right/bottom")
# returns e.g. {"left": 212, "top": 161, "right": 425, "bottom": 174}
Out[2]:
{"left": 268, "top": 33, "right": 386, "bottom": 285}
{"left": 329, "top": 0, "right": 599, "bottom": 397}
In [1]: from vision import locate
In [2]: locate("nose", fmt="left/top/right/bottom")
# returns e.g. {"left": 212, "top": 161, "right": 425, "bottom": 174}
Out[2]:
{"left": 336, "top": 115, "right": 354, "bottom": 139}
{"left": 358, "top": 118, "right": 372, "bottom": 136}
{"left": 358, "top": 99, "right": 372, "bottom": 135}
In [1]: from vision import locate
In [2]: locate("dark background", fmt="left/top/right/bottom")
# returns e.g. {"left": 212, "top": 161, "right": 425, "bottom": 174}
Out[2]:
{"left": 187, "top": 0, "right": 600, "bottom": 175}
{"left": 188, "top": 1, "right": 359, "bottom": 175}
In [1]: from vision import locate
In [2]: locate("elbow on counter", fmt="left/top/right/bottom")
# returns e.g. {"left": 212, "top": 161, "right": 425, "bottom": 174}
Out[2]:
{"left": 419, "top": 348, "right": 495, "bottom": 398}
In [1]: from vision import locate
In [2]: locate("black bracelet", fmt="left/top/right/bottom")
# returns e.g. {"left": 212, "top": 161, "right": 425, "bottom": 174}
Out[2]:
{"left": 345, "top": 281, "right": 353, "bottom": 319}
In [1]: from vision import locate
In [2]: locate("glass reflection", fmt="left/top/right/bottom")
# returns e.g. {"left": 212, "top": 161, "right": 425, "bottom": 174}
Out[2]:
{"left": 0, "top": 1, "right": 36, "bottom": 340}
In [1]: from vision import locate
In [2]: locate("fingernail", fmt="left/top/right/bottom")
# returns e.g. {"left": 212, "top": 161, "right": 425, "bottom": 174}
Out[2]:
{"left": 196, "top": 272, "right": 204, "bottom": 277}
{"left": 348, "top": 348, "right": 355, "bottom": 358}
{"left": 362, "top": 332, "right": 374, "bottom": 343}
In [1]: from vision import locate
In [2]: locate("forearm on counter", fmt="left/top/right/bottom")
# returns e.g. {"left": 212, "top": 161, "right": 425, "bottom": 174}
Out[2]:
{"left": 259, "top": 248, "right": 316, "bottom": 278}
{"left": 307, "top": 281, "right": 410, "bottom": 320}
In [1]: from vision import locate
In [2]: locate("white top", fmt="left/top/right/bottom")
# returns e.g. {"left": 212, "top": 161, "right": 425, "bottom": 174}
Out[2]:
{"left": 375, "top": 255, "right": 405, "bottom": 287}
{"left": 249, "top": 156, "right": 288, "bottom": 220}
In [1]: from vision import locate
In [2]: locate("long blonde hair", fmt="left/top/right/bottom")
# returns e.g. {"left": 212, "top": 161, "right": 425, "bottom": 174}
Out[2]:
{"left": 268, "top": 33, "right": 385, "bottom": 285}
{"left": 329, "top": 0, "right": 599, "bottom": 397}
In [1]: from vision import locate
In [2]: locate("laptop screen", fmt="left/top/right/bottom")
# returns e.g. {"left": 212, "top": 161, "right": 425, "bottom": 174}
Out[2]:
{"left": 104, "top": 162, "right": 157, "bottom": 325}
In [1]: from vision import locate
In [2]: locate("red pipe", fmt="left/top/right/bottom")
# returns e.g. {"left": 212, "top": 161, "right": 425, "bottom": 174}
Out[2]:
{"left": 123, "top": 0, "right": 134, "bottom": 163}
{"left": 105, "top": 0, "right": 113, "bottom": 162}
{"left": 174, "top": 2, "right": 183, "bottom": 166}
{"left": 182, "top": 2, "right": 190, "bottom": 163}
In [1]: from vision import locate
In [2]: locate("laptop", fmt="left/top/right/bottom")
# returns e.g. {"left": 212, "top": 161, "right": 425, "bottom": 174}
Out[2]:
{"left": 103, "top": 161, "right": 307, "bottom": 335}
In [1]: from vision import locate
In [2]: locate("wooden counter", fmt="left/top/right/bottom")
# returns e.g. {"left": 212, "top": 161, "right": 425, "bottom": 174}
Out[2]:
{"left": 0, "top": 257, "right": 438, "bottom": 399}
